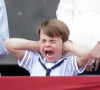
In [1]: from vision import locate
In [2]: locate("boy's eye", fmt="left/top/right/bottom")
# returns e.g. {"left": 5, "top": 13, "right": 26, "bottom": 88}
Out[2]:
{"left": 50, "top": 40, "right": 56, "bottom": 43}
{"left": 41, "top": 40, "right": 46, "bottom": 43}
{"left": 40, "top": 39, "right": 56, "bottom": 44}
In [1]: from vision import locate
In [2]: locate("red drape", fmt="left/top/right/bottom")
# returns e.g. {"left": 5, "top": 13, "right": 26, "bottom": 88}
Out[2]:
{"left": 0, "top": 76, "right": 100, "bottom": 90}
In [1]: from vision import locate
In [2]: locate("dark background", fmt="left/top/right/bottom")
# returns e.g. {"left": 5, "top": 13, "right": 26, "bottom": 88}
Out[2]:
{"left": 0, "top": 0, "right": 59, "bottom": 76}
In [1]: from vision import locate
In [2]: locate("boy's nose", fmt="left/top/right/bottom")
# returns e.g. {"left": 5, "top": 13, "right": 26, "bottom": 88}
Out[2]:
{"left": 45, "top": 42, "right": 51, "bottom": 46}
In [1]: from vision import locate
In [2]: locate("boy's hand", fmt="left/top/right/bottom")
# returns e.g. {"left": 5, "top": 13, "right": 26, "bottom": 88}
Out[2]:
{"left": 63, "top": 40, "right": 73, "bottom": 56}
{"left": 63, "top": 40, "right": 73, "bottom": 51}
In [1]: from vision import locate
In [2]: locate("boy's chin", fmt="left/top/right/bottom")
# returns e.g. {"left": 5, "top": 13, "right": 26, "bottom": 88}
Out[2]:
{"left": 45, "top": 58, "right": 56, "bottom": 63}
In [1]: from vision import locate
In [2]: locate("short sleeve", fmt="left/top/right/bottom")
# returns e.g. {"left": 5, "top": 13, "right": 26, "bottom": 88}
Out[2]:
{"left": 73, "top": 55, "right": 86, "bottom": 74}
{"left": 18, "top": 50, "right": 40, "bottom": 73}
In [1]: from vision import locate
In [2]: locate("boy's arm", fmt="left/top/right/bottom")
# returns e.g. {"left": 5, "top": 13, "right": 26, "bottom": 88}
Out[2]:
{"left": 64, "top": 41, "right": 90, "bottom": 67}
{"left": 5, "top": 38, "right": 40, "bottom": 60}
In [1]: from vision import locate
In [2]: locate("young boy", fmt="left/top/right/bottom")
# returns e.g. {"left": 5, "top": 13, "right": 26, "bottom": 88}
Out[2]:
{"left": 5, "top": 19, "right": 90, "bottom": 76}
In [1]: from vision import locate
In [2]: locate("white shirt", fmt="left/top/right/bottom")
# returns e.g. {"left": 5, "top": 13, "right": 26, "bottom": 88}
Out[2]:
{"left": 56, "top": 0, "right": 100, "bottom": 48}
{"left": 18, "top": 50, "right": 85, "bottom": 76}
{"left": 0, "top": 0, "right": 9, "bottom": 58}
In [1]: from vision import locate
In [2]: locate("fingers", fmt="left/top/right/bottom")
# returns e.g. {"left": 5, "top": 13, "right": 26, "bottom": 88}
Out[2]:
{"left": 85, "top": 42, "right": 100, "bottom": 72}
{"left": 86, "top": 59, "right": 95, "bottom": 72}
{"left": 86, "top": 59, "right": 100, "bottom": 72}
{"left": 89, "top": 53, "right": 100, "bottom": 71}
{"left": 86, "top": 65, "right": 94, "bottom": 72}
{"left": 94, "top": 60, "right": 100, "bottom": 71}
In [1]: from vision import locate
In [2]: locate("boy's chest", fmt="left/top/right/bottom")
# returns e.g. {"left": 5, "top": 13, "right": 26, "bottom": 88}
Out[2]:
{"left": 30, "top": 58, "right": 74, "bottom": 76}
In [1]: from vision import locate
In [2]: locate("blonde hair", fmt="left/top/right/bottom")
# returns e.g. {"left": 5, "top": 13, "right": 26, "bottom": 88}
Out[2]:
{"left": 36, "top": 19, "right": 70, "bottom": 42}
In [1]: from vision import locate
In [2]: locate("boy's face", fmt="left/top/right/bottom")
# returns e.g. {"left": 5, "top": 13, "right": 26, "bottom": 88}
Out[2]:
{"left": 39, "top": 30, "right": 63, "bottom": 62}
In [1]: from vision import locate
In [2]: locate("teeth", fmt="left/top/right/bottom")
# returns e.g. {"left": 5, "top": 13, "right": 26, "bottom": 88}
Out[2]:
{"left": 44, "top": 50, "right": 54, "bottom": 58}
{"left": 47, "top": 54, "right": 51, "bottom": 57}
{"left": 47, "top": 53, "right": 53, "bottom": 57}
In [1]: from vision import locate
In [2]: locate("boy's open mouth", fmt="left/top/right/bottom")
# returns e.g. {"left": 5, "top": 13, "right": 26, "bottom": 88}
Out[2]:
{"left": 45, "top": 50, "right": 54, "bottom": 57}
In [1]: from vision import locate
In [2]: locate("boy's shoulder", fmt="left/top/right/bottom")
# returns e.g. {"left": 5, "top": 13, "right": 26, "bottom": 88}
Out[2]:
{"left": 64, "top": 55, "right": 76, "bottom": 61}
